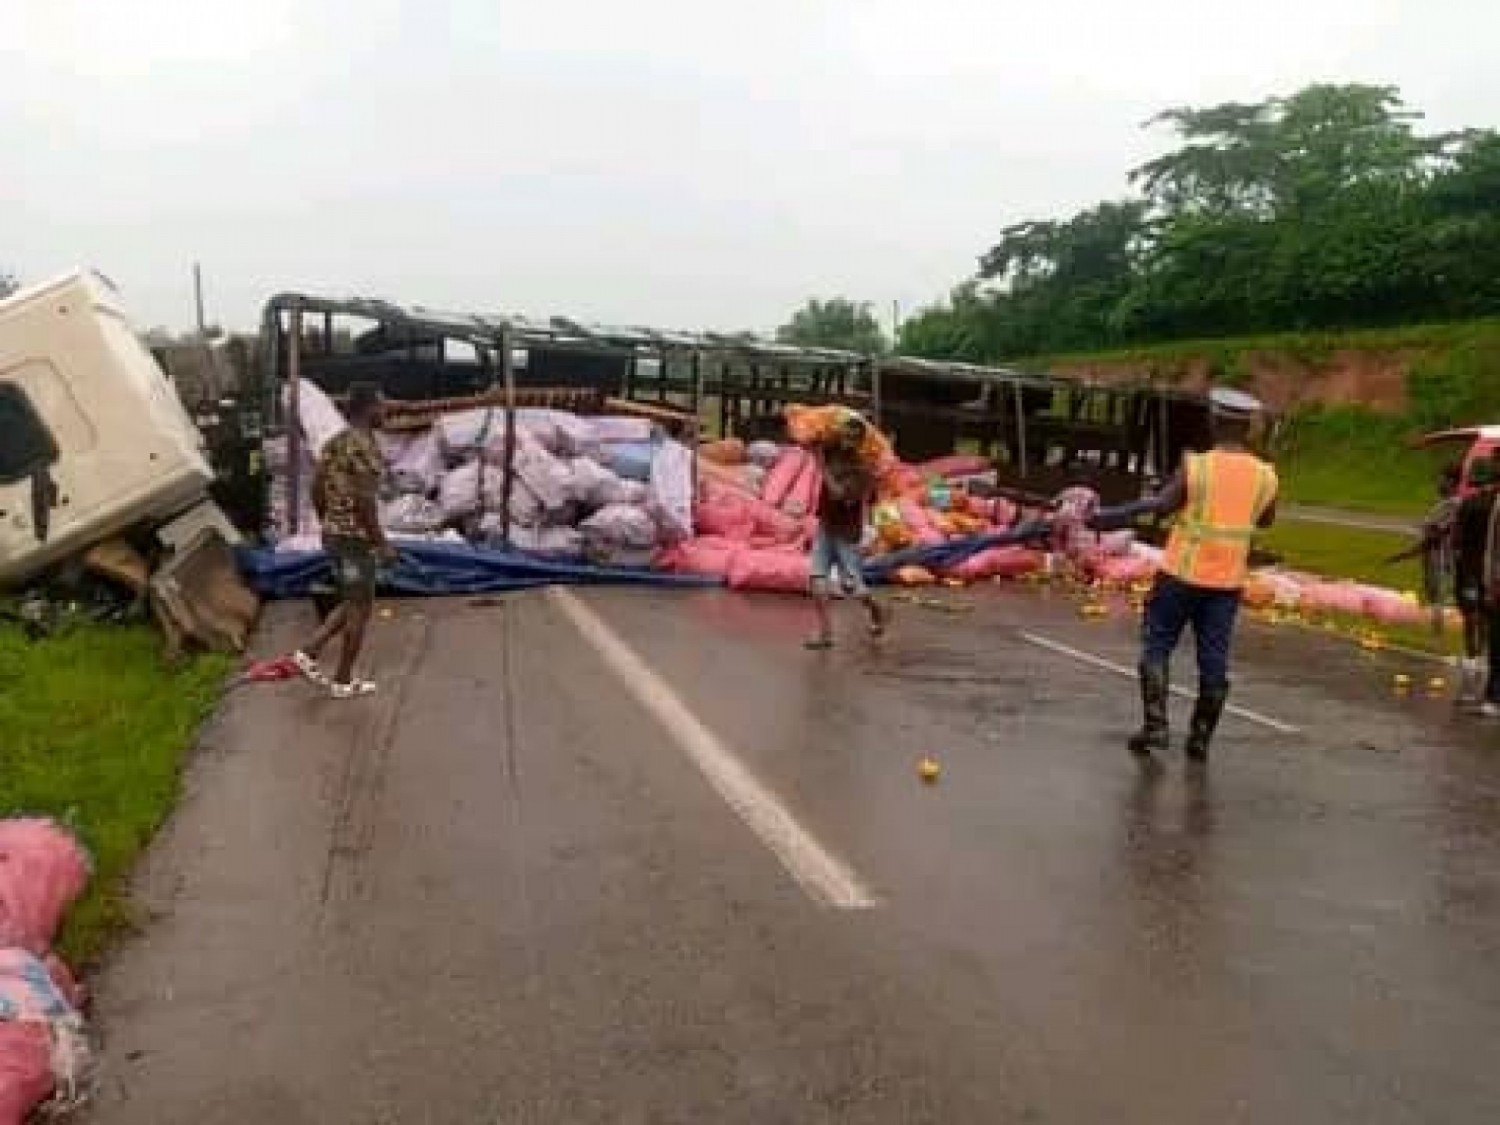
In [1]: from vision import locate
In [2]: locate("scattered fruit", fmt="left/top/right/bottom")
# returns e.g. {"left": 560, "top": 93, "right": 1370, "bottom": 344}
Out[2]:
{"left": 918, "top": 757, "right": 941, "bottom": 783}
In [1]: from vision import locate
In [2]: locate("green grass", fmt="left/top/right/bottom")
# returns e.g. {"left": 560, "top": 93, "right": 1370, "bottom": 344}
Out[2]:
{"left": 1260, "top": 520, "right": 1420, "bottom": 589}
{"left": 1274, "top": 410, "right": 1442, "bottom": 516}
{"left": 0, "top": 624, "right": 230, "bottom": 965}
{"left": 1033, "top": 315, "right": 1500, "bottom": 517}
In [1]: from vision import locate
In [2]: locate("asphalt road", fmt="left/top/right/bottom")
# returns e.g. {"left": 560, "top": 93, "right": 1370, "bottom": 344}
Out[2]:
{"left": 86, "top": 582, "right": 1500, "bottom": 1124}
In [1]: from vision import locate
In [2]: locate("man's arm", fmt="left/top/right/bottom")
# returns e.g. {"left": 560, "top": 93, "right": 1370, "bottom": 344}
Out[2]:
{"left": 311, "top": 459, "right": 329, "bottom": 522}
{"left": 1089, "top": 471, "right": 1186, "bottom": 531}
{"left": 1257, "top": 496, "right": 1277, "bottom": 529}
{"left": 354, "top": 441, "right": 395, "bottom": 557}
{"left": 357, "top": 476, "right": 394, "bottom": 557}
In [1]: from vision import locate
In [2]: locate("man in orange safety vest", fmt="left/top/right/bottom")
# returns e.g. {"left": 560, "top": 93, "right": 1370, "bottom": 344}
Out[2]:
{"left": 1090, "top": 388, "right": 1279, "bottom": 764}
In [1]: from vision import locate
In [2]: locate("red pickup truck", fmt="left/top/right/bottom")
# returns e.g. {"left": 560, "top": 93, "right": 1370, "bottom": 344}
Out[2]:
{"left": 1417, "top": 426, "right": 1500, "bottom": 498}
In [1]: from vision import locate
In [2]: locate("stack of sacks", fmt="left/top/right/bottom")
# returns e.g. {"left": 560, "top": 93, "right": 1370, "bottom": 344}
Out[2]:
{"left": 661, "top": 438, "right": 1035, "bottom": 591}
{"left": 444, "top": 417, "right": 690, "bottom": 563}
{"left": 0, "top": 818, "right": 94, "bottom": 1124}
{"left": 270, "top": 385, "right": 690, "bottom": 565}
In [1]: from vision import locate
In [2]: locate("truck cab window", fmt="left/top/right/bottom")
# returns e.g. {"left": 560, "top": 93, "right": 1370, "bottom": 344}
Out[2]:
{"left": 0, "top": 382, "right": 59, "bottom": 485}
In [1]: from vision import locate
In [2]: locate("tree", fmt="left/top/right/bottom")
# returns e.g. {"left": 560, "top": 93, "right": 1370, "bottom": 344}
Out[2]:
{"left": 922, "top": 81, "right": 1500, "bottom": 360}
{"left": 0, "top": 271, "right": 17, "bottom": 301}
{"left": 776, "top": 298, "right": 888, "bottom": 354}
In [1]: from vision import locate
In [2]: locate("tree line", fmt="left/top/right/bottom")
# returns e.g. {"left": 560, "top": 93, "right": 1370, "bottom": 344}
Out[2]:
{"left": 781, "top": 83, "right": 1500, "bottom": 363}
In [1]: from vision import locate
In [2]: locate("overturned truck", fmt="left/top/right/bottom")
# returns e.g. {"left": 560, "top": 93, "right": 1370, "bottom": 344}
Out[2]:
{"left": 0, "top": 271, "right": 256, "bottom": 654}
{"left": 227, "top": 291, "right": 1259, "bottom": 598}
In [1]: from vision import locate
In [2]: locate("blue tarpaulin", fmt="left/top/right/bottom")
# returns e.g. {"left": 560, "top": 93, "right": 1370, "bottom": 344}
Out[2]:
{"left": 238, "top": 542, "right": 724, "bottom": 599}
{"left": 239, "top": 522, "right": 1052, "bottom": 599}
{"left": 858, "top": 521, "right": 1049, "bottom": 579}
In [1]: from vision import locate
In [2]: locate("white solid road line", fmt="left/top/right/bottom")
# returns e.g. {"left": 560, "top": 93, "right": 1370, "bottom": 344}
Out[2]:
{"left": 1018, "top": 631, "right": 1302, "bottom": 735}
{"left": 547, "top": 587, "right": 880, "bottom": 910}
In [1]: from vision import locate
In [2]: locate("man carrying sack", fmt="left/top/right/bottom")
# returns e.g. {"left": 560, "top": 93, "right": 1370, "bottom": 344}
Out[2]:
{"left": 1090, "top": 388, "right": 1279, "bottom": 764}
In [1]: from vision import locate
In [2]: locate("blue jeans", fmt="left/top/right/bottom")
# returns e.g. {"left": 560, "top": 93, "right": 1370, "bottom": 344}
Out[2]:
{"left": 1141, "top": 574, "right": 1241, "bottom": 690}
{"left": 809, "top": 528, "right": 868, "bottom": 597}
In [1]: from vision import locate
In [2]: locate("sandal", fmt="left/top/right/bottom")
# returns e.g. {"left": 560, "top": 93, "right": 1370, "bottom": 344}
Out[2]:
{"left": 329, "top": 678, "right": 377, "bottom": 700}
{"left": 293, "top": 650, "right": 329, "bottom": 686}
{"left": 803, "top": 635, "right": 835, "bottom": 651}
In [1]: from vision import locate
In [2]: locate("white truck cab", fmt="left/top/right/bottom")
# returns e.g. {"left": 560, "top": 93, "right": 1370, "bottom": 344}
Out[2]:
{"left": 0, "top": 270, "right": 226, "bottom": 587}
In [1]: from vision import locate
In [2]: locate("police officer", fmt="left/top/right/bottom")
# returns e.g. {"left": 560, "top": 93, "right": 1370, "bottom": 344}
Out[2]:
{"left": 1091, "top": 388, "right": 1279, "bottom": 763}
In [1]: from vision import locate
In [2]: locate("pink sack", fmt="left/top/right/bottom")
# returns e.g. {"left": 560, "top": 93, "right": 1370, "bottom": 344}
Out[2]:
{"left": 762, "top": 448, "right": 812, "bottom": 510}
{"left": 1096, "top": 554, "right": 1156, "bottom": 585}
{"left": 917, "top": 454, "right": 990, "bottom": 480}
{"left": 949, "top": 546, "right": 1045, "bottom": 582}
{"left": 1098, "top": 530, "right": 1135, "bottom": 557}
{"left": 0, "top": 1022, "right": 54, "bottom": 1125}
{"left": 694, "top": 490, "right": 757, "bottom": 540}
{"left": 662, "top": 536, "right": 741, "bottom": 578}
{"left": 887, "top": 464, "right": 925, "bottom": 497}
{"left": 1361, "top": 589, "right": 1424, "bottom": 626}
{"left": 728, "top": 548, "right": 813, "bottom": 593}
{"left": 782, "top": 454, "right": 822, "bottom": 518}
{"left": 751, "top": 500, "right": 806, "bottom": 545}
{"left": 897, "top": 498, "right": 945, "bottom": 547}
{"left": 0, "top": 819, "right": 89, "bottom": 955}
{"left": 1303, "top": 583, "right": 1362, "bottom": 615}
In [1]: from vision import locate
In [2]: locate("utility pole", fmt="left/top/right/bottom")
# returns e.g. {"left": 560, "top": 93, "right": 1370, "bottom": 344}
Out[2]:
{"left": 193, "top": 262, "right": 207, "bottom": 338}
{"left": 890, "top": 299, "right": 901, "bottom": 350}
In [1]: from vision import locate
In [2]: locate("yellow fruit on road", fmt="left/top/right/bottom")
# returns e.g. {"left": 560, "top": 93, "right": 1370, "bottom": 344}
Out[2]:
{"left": 918, "top": 757, "right": 941, "bottom": 783}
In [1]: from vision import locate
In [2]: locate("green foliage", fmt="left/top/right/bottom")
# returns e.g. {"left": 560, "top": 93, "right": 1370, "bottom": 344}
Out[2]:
{"left": 1275, "top": 407, "right": 1442, "bottom": 515}
{"left": 0, "top": 625, "right": 229, "bottom": 964}
{"left": 1406, "top": 325, "right": 1500, "bottom": 431}
{"left": 901, "top": 82, "right": 1500, "bottom": 361}
{"left": 776, "top": 297, "right": 888, "bottom": 354}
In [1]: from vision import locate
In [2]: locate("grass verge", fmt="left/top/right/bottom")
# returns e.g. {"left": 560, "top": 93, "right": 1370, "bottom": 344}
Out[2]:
{"left": 1260, "top": 520, "right": 1421, "bottom": 589}
{"left": 0, "top": 623, "right": 230, "bottom": 966}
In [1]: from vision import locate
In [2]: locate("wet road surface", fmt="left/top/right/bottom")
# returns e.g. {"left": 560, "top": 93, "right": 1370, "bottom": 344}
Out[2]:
{"left": 87, "top": 583, "right": 1500, "bottom": 1123}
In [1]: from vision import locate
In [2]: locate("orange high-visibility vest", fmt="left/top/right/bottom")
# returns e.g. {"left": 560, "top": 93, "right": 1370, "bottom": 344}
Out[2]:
{"left": 1161, "top": 449, "right": 1278, "bottom": 590}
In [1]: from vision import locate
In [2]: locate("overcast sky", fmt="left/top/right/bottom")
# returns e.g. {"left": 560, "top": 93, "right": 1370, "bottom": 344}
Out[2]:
{"left": 3, "top": 0, "right": 1497, "bottom": 335}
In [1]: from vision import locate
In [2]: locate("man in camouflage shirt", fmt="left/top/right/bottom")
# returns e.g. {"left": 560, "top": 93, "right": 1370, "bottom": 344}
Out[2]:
{"left": 294, "top": 383, "right": 396, "bottom": 698}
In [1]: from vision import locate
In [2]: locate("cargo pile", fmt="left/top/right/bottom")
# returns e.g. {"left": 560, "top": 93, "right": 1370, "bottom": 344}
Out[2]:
{"left": 264, "top": 391, "right": 1444, "bottom": 638}
{"left": 0, "top": 819, "right": 94, "bottom": 1123}
{"left": 269, "top": 382, "right": 694, "bottom": 568}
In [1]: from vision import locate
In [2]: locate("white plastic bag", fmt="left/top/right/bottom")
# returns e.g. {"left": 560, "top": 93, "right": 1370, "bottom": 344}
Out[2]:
{"left": 380, "top": 494, "right": 446, "bottom": 535}
{"left": 589, "top": 415, "right": 656, "bottom": 444}
{"left": 441, "top": 461, "right": 546, "bottom": 525}
{"left": 580, "top": 503, "right": 658, "bottom": 550}
{"left": 378, "top": 430, "right": 445, "bottom": 496}
{"left": 283, "top": 381, "right": 348, "bottom": 458}
{"left": 648, "top": 438, "right": 694, "bottom": 542}
{"left": 516, "top": 409, "right": 601, "bottom": 459}
{"left": 746, "top": 440, "right": 782, "bottom": 469}
{"left": 513, "top": 434, "right": 574, "bottom": 515}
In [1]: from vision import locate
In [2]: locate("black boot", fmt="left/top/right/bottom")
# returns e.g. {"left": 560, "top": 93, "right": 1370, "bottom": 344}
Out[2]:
{"left": 1127, "top": 664, "right": 1170, "bottom": 759}
{"left": 1184, "top": 684, "right": 1230, "bottom": 763}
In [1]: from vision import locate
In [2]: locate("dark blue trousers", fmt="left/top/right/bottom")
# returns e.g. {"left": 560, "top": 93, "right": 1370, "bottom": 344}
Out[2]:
{"left": 1141, "top": 574, "right": 1241, "bottom": 690}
